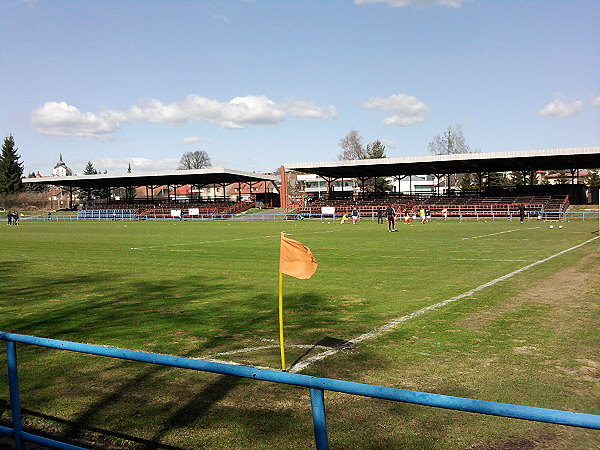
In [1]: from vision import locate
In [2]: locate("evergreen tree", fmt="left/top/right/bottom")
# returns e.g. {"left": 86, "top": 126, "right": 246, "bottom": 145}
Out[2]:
{"left": 487, "top": 172, "right": 510, "bottom": 188}
{"left": 83, "top": 161, "right": 98, "bottom": 175}
{"left": 365, "top": 140, "right": 386, "bottom": 159}
{"left": 79, "top": 161, "right": 98, "bottom": 201}
{"left": 555, "top": 170, "right": 570, "bottom": 185}
{"left": 510, "top": 171, "right": 526, "bottom": 186}
{"left": 0, "top": 135, "right": 24, "bottom": 195}
{"left": 459, "top": 173, "right": 476, "bottom": 191}
{"left": 584, "top": 169, "right": 600, "bottom": 187}
{"left": 26, "top": 171, "right": 46, "bottom": 192}
{"left": 365, "top": 140, "right": 391, "bottom": 192}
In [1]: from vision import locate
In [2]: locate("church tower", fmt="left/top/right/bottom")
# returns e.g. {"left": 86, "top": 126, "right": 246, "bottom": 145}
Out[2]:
{"left": 52, "top": 154, "right": 73, "bottom": 177}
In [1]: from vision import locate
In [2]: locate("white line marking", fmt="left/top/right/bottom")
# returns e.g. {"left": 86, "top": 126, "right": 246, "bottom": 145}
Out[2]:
{"left": 208, "top": 344, "right": 320, "bottom": 357}
{"left": 288, "top": 235, "right": 599, "bottom": 373}
{"left": 198, "top": 344, "right": 336, "bottom": 370}
{"left": 462, "top": 227, "right": 539, "bottom": 240}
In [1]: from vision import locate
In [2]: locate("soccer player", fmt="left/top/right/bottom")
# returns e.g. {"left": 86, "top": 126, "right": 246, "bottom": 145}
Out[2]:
{"left": 519, "top": 204, "right": 526, "bottom": 223}
{"left": 351, "top": 207, "right": 359, "bottom": 224}
{"left": 386, "top": 205, "right": 397, "bottom": 232}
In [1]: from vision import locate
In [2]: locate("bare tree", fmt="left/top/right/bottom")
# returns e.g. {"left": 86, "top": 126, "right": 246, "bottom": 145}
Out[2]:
{"left": 179, "top": 150, "right": 211, "bottom": 170}
{"left": 428, "top": 124, "right": 474, "bottom": 155}
{"left": 429, "top": 125, "right": 478, "bottom": 192}
{"left": 338, "top": 129, "right": 367, "bottom": 160}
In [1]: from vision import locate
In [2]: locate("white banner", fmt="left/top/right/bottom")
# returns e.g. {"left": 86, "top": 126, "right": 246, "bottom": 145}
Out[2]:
{"left": 188, "top": 208, "right": 200, "bottom": 216}
{"left": 170, "top": 209, "right": 181, "bottom": 217}
{"left": 321, "top": 207, "right": 335, "bottom": 215}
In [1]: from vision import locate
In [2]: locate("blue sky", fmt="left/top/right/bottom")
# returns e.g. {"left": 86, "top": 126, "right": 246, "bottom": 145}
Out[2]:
{"left": 2, "top": 0, "right": 599, "bottom": 175}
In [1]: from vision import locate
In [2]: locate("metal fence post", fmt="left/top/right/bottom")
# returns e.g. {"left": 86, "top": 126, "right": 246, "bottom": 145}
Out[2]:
{"left": 309, "top": 387, "right": 329, "bottom": 450}
{"left": 6, "top": 341, "right": 24, "bottom": 450}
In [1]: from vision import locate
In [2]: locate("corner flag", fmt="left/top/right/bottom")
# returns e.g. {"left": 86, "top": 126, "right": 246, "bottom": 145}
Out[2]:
{"left": 278, "top": 233, "right": 318, "bottom": 371}
{"left": 279, "top": 233, "right": 318, "bottom": 279}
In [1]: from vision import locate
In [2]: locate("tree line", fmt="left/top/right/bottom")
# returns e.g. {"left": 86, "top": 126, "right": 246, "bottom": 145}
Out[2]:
{"left": 337, "top": 125, "right": 600, "bottom": 191}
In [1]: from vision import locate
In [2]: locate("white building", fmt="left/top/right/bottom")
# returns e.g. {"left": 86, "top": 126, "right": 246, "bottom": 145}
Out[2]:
{"left": 52, "top": 155, "right": 73, "bottom": 177}
{"left": 296, "top": 173, "right": 436, "bottom": 197}
{"left": 391, "top": 174, "right": 435, "bottom": 195}
{"left": 296, "top": 174, "right": 354, "bottom": 198}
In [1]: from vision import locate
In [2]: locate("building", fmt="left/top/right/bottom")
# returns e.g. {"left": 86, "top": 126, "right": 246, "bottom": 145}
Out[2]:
{"left": 296, "top": 174, "right": 354, "bottom": 199}
{"left": 52, "top": 155, "right": 73, "bottom": 177}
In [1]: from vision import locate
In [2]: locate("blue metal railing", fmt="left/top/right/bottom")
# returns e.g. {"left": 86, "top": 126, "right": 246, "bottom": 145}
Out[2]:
{"left": 1, "top": 332, "right": 599, "bottom": 449}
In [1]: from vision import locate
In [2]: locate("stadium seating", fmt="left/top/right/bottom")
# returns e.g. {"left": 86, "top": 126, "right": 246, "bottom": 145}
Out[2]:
{"left": 296, "top": 194, "right": 569, "bottom": 219}
{"left": 78, "top": 200, "right": 256, "bottom": 219}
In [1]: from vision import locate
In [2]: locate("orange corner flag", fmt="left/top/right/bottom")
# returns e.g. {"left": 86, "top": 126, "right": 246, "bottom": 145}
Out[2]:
{"left": 279, "top": 233, "right": 318, "bottom": 279}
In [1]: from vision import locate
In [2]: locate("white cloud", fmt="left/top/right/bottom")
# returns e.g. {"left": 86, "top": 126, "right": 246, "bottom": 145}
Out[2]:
{"left": 19, "top": 0, "right": 39, "bottom": 7}
{"left": 381, "top": 139, "right": 397, "bottom": 149}
{"left": 82, "top": 157, "right": 179, "bottom": 173}
{"left": 32, "top": 94, "right": 336, "bottom": 138}
{"left": 362, "top": 93, "right": 429, "bottom": 127}
{"left": 591, "top": 95, "right": 600, "bottom": 108}
{"left": 183, "top": 136, "right": 211, "bottom": 145}
{"left": 284, "top": 100, "right": 337, "bottom": 119}
{"left": 355, "top": 0, "right": 470, "bottom": 8}
{"left": 537, "top": 98, "right": 584, "bottom": 118}
{"left": 31, "top": 102, "right": 126, "bottom": 138}
{"left": 212, "top": 14, "right": 231, "bottom": 24}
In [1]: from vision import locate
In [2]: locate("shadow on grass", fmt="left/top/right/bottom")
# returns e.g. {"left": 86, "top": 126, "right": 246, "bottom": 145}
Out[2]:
{"left": 0, "top": 406, "right": 184, "bottom": 449}
{"left": 0, "top": 261, "right": 340, "bottom": 448}
{"left": 149, "top": 374, "right": 240, "bottom": 445}
{"left": 288, "top": 336, "right": 352, "bottom": 372}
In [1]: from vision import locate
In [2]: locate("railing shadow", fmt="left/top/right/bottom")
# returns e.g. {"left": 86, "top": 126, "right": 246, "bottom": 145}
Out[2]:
{"left": 1, "top": 405, "right": 183, "bottom": 449}
{"left": 288, "top": 336, "right": 352, "bottom": 372}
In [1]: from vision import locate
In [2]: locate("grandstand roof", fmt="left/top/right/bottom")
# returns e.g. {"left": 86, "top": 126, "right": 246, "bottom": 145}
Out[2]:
{"left": 285, "top": 147, "right": 600, "bottom": 179}
{"left": 22, "top": 168, "right": 278, "bottom": 189}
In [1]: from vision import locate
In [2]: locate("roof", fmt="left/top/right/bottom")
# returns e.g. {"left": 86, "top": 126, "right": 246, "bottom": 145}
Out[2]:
{"left": 53, "top": 154, "right": 68, "bottom": 170}
{"left": 285, "top": 147, "right": 600, "bottom": 179}
{"left": 227, "top": 180, "right": 277, "bottom": 195}
{"left": 22, "top": 168, "right": 278, "bottom": 189}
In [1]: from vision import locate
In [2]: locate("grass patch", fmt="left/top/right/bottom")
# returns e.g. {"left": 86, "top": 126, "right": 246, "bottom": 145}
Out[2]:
{"left": 0, "top": 219, "right": 598, "bottom": 448}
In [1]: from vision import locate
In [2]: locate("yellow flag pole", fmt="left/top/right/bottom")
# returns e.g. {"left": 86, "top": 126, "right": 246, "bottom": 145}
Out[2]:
{"left": 278, "top": 271, "right": 286, "bottom": 371}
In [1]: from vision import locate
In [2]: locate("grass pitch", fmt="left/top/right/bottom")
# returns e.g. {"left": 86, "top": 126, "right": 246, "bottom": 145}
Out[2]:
{"left": 1, "top": 218, "right": 598, "bottom": 448}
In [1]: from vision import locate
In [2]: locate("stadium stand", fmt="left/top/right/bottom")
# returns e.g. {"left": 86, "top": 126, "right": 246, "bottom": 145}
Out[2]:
{"left": 295, "top": 193, "right": 570, "bottom": 219}
{"left": 78, "top": 200, "right": 256, "bottom": 220}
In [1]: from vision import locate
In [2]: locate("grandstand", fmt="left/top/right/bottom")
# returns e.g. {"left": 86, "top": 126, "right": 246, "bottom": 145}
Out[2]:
{"left": 285, "top": 147, "right": 599, "bottom": 219}
{"left": 295, "top": 192, "right": 570, "bottom": 220}
{"left": 77, "top": 200, "right": 256, "bottom": 220}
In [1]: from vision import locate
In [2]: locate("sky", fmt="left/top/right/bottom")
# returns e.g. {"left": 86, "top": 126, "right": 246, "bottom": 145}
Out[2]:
{"left": 2, "top": 0, "right": 599, "bottom": 176}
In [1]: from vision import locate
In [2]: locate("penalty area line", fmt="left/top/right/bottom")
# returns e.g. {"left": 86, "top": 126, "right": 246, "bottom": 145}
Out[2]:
{"left": 288, "top": 235, "right": 599, "bottom": 373}
{"left": 462, "top": 226, "right": 539, "bottom": 240}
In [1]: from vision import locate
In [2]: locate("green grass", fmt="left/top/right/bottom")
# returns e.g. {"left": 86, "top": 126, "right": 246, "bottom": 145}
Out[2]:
{"left": 1, "top": 218, "right": 598, "bottom": 448}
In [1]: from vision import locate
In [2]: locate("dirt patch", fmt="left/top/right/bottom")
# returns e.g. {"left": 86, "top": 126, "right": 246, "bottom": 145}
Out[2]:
{"left": 458, "top": 245, "right": 599, "bottom": 331}
{"left": 469, "top": 432, "right": 557, "bottom": 449}
{"left": 513, "top": 346, "right": 538, "bottom": 354}
{"left": 554, "top": 364, "right": 599, "bottom": 382}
